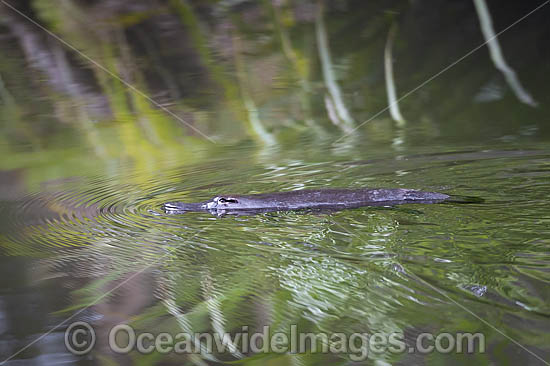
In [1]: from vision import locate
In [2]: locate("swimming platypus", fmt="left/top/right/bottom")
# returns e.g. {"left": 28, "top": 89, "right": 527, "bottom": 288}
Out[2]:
{"left": 163, "top": 188, "right": 451, "bottom": 216}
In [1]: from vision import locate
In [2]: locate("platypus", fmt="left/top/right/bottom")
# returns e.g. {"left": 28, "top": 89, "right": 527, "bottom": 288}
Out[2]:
{"left": 163, "top": 188, "right": 452, "bottom": 216}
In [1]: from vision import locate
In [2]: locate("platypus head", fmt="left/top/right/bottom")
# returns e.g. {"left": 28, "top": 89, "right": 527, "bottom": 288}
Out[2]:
{"left": 202, "top": 196, "right": 241, "bottom": 210}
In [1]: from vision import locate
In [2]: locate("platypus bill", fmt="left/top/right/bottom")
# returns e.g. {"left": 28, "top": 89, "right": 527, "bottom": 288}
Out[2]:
{"left": 163, "top": 188, "right": 454, "bottom": 217}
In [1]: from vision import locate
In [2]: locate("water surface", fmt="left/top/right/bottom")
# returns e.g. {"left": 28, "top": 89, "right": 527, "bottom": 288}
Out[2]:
{"left": 1, "top": 1, "right": 549, "bottom": 365}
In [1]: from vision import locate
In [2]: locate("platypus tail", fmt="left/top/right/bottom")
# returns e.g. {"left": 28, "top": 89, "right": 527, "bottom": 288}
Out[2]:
{"left": 404, "top": 190, "right": 450, "bottom": 201}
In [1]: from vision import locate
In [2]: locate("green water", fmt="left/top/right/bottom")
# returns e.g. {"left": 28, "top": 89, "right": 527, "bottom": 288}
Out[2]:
{"left": 1, "top": 1, "right": 550, "bottom": 365}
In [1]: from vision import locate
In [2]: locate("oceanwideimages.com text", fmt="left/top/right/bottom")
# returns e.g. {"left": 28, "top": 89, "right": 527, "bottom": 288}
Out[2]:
{"left": 65, "top": 322, "right": 485, "bottom": 361}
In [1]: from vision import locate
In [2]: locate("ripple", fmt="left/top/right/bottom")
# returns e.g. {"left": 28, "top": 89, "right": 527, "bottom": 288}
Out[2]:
{"left": 1, "top": 171, "right": 218, "bottom": 259}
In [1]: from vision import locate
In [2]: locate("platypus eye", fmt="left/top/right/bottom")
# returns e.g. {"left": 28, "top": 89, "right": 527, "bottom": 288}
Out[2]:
{"left": 218, "top": 197, "right": 238, "bottom": 204}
